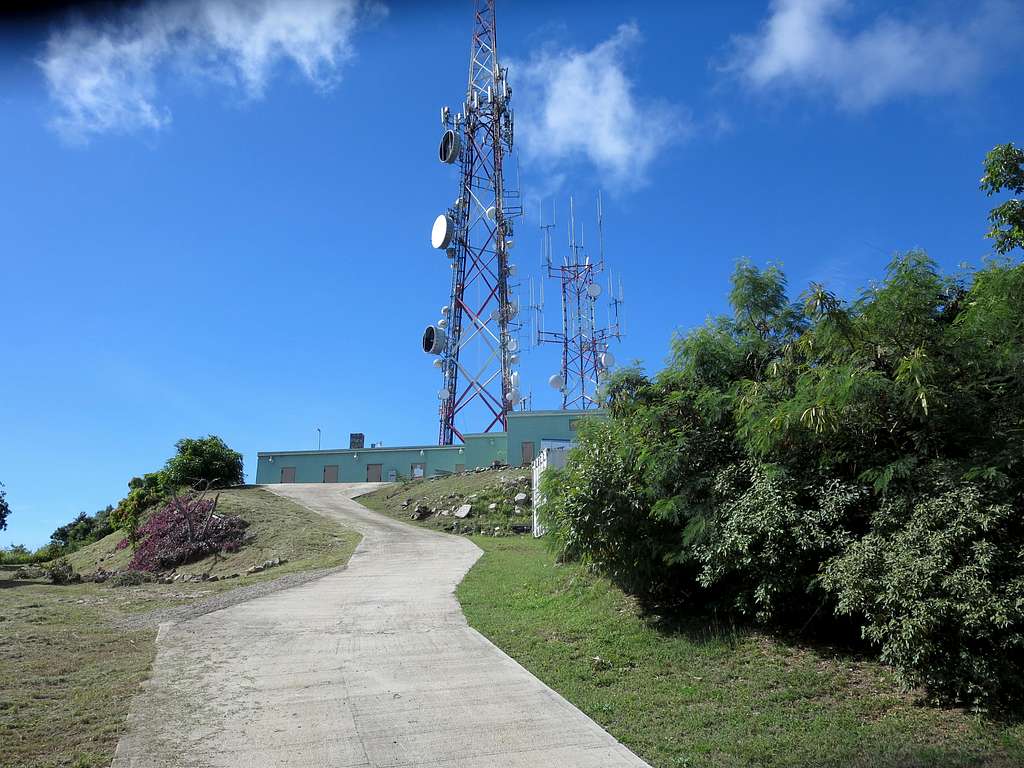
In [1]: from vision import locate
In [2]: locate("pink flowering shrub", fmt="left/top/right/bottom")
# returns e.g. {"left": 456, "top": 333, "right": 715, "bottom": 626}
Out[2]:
{"left": 129, "top": 492, "right": 248, "bottom": 572}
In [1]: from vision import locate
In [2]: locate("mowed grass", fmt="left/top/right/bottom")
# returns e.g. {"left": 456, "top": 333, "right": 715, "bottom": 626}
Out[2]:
{"left": 458, "top": 536, "right": 1024, "bottom": 768}
{"left": 0, "top": 487, "right": 360, "bottom": 768}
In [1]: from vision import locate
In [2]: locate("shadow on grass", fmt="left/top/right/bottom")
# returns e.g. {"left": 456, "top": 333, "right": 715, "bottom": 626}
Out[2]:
{"left": 0, "top": 577, "right": 49, "bottom": 589}
{"left": 639, "top": 595, "right": 1024, "bottom": 727}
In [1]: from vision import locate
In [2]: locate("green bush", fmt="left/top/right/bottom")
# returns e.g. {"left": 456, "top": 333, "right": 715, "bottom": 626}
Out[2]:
{"left": 45, "top": 558, "right": 81, "bottom": 585}
{"left": 49, "top": 506, "right": 115, "bottom": 555}
{"left": 163, "top": 435, "right": 244, "bottom": 489}
{"left": 544, "top": 251, "right": 1024, "bottom": 707}
{"left": 824, "top": 474, "right": 1024, "bottom": 709}
{"left": 111, "top": 472, "right": 167, "bottom": 545}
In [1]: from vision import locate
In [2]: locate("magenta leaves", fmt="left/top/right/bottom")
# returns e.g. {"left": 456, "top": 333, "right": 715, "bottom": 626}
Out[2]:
{"left": 129, "top": 490, "right": 248, "bottom": 572}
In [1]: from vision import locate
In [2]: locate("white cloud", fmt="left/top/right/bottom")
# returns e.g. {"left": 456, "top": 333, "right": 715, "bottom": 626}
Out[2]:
{"left": 512, "top": 23, "right": 688, "bottom": 188}
{"left": 727, "top": 0, "right": 1023, "bottom": 110}
{"left": 40, "top": 0, "right": 382, "bottom": 143}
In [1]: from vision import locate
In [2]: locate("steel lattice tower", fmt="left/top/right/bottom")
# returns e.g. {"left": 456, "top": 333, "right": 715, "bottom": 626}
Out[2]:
{"left": 423, "top": 0, "right": 522, "bottom": 445}
{"left": 532, "top": 195, "right": 624, "bottom": 410}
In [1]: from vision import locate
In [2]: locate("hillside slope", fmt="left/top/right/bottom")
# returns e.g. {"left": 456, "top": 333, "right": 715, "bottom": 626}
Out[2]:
{"left": 67, "top": 486, "right": 358, "bottom": 580}
{"left": 1, "top": 486, "right": 360, "bottom": 768}
{"left": 358, "top": 467, "right": 532, "bottom": 535}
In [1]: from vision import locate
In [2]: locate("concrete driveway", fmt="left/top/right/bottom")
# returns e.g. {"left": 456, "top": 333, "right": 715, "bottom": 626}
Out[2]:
{"left": 113, "top": 483, "right": 651, "bottom": 767}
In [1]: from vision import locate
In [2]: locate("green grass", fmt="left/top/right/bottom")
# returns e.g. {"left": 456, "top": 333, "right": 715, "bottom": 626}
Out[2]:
{"left": 457, "top": 536, "right": 1024, "bottom": 768}
{"left": 358, "top": 468, "right": 532, "bottom": 535}
{"left": 0, "top": 487, "right": 360, "bottom": 768}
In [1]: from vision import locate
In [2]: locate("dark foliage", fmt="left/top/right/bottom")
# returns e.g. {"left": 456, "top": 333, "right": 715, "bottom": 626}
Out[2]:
{"left": 0, "top": 482, "right": 10, "bottom": 532}
{"left": 128, "top": 491, "right": 248, "bottom": 572}
{"left": 49, "top": 506, "right": 115, "bottom": 554}
{"left": 545, "top": 250, "right": 1024, "bottom": 709}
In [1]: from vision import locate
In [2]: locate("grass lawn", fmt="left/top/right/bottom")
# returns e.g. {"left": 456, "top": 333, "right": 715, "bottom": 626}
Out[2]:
{"left": 457, "top": 536, "right": 1024, "bottom": 768}
{"left": 0, "top": 487, "right": 360, "bottom": 768}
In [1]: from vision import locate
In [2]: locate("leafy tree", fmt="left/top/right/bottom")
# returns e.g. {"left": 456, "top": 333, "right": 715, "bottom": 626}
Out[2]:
{"left": 981, "top": 142, "right": 1024, "bottom": 254}
{"left": 49, "top": 506, "right": 114, "bottom": 554}
{"left": 545, "top": 248, "right": 1024, "bottom": 707}
{"left": 109, "top": 436, "right": 244, "bottom": 544}
{"left": 0, "top": 482, "right": 9, "bottom": 532}
{"left": 111, "top": 472, "right": 167, "bottom": 546}
{"left": 163, "top": 435, "right": 244, "bottom": 489}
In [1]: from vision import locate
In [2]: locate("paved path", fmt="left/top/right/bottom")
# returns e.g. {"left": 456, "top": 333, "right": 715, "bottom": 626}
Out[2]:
{"left": 113, "top": 483, "right": 650, "bottom": 768}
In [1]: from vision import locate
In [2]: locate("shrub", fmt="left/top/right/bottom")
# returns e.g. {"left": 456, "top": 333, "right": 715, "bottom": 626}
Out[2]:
{"left": 544, "top": 249, "right": 1024, "bottom": 706}
{"left": 111, "top": 471, "right": 168, "bottom": 545}
{"left": 163, "top": 436, "right": 244, "bottom": 489}
{"left": 45, "top": 558, "right": 81, "bottom": 585}
{"left": 108, "top": 570, "right": 156, "bottom": 587}
{"left": 49, "top": 506, "right": 115, "bottom": 555}
{"left": 129, "top": 491, "right": 248, "bottom": 572}
{"left": 0, "top": 481, "right": 10, "bottom": 532}
{"left": 824, "top": 476, "right": 1024, "bottom": 710}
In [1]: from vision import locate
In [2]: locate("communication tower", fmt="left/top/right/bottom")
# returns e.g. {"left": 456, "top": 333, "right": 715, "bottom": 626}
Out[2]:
{"left": 531, "top": 194, "right": 624, "bottom": 409}
{"left": 423, "top": 0, "right": 522, "bottom": 445}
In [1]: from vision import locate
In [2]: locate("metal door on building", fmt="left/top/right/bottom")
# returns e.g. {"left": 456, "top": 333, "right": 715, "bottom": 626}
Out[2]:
{"left": 521, "top": 442, "right": 535, "bottom": 466}
{"left": 280, "top": 467, "right": 296, "bottom": 483}
{"left": 411, "top": 462, "right": 425, "bottom": 478}
{"left": 323, "top": 465, "right": 339, "bottom": 483}
{"left": 366, "top": 464, "right": 382, "bottom": 482}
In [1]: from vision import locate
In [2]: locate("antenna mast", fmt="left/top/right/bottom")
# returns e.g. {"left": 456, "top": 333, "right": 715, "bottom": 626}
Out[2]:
{"left": 424, "top": 0, "right": 522, "bottom": 444}
{"left": 532, "top": 192, "right": 623, "bottom": 410}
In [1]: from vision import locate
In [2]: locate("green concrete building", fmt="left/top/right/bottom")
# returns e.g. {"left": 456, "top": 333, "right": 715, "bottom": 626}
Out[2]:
{"left": 255, "top": 410, "right": 598, "bottom": 484}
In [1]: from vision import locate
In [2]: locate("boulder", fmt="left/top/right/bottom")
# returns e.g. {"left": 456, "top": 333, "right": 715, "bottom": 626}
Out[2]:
{"left": 453, "top": 504, "right": 473, "bottom": 519}
{"left": 514, "top": 492, "right": 529, "bottom": 504}
{"left": 410, "top": 505, "right": 432, "bottom": 521}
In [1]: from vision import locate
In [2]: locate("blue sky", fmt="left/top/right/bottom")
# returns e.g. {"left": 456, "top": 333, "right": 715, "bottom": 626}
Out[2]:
{"left": 2, "top": 0, "right": 1022, "bottom": 548}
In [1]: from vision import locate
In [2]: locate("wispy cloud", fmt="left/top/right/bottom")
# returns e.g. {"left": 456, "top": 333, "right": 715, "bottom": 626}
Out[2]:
{"left": 511, "top": 22, "right": 689, "bottom": 189}
{"left": 726, "top": 0, "right": 1023, "bottom": 110}
{"left": 40, "top": 0, "right": 384, "bottom": 143}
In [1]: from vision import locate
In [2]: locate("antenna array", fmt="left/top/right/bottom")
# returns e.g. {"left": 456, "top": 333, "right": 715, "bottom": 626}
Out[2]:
{"left": 530, "top": 193, "right": 624, "bottom": 410}
{"left": 423, "top": 0, "right": 523, "bottom": 445}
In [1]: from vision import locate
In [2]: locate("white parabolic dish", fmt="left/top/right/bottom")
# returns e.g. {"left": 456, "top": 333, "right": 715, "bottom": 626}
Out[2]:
{"left": 587, "top": 282, "right": 602, "bottom": 299}
{"left": 431, "top": 214, "right": 454, "bottom": 249}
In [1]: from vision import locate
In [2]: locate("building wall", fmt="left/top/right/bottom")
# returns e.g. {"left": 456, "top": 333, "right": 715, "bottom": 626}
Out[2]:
{"left": 506, "top": 410, "right": 602, "bottom": 467}
{"left": 255, "top": 410, "right": 601, "bottom": 484}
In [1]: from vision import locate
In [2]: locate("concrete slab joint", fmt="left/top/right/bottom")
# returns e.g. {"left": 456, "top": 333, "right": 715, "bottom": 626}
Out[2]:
{"left": 112, "top": 482, "right": 651, "bottom": 767}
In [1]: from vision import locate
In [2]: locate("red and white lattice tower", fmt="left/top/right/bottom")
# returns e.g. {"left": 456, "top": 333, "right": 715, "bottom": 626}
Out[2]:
{"left": 423, "top": 0, "right": 522, "bottom": 445}
{"left": 532, "top": 194, "right": 624, "bottom": 410}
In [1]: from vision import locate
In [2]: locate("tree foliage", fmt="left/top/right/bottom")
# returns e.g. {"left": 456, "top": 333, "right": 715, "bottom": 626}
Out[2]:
{"left": 0, "top": 482, "right": 9, "bottom": 532}
{"left": 545, "top": 251, "right": 1024, "bottom": 709}
{"left": 981, "top": 142, "right": 1024, "bottom": 254}
{"left": 49, "top": 506, "right": 114, "bottom": 554}
{"left": 110, "top": 435, "right": 244, "bottom": 543}
{"left": 162, "top": 435, "right": 244, "bottom": 489}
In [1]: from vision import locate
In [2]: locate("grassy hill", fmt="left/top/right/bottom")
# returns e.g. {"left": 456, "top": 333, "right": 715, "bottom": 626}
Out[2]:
{"left": 362, "top": 471, "right": 1024, "bottom": 768}
{"left": 0, "top": 486, "right": 360, "bottom": 768}
{"left": 66, "top": 486, "right": 357, "bottom": 581}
